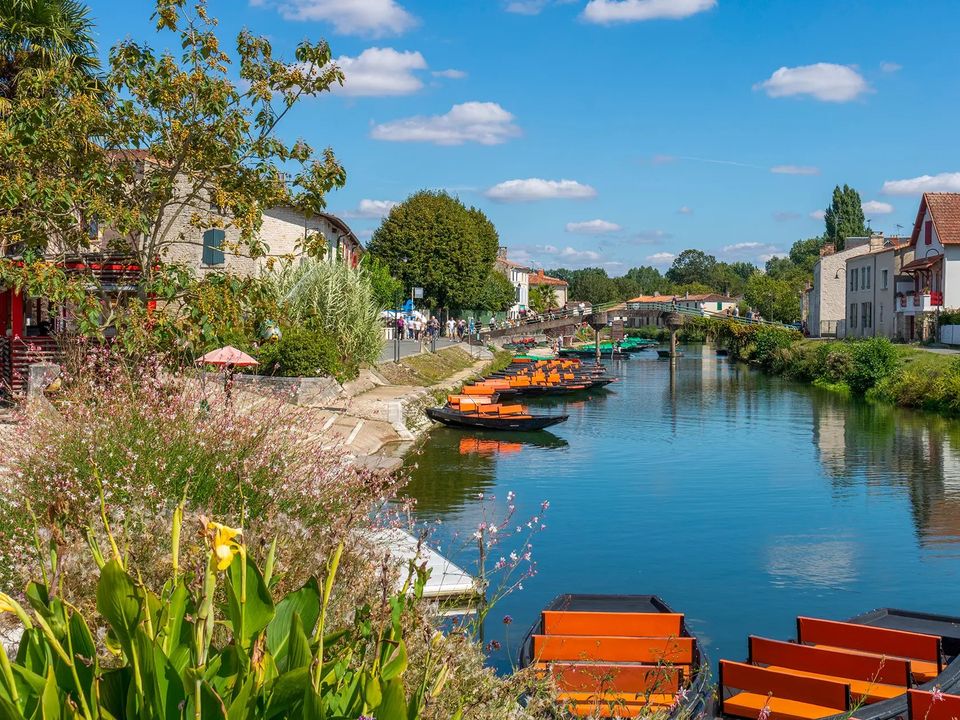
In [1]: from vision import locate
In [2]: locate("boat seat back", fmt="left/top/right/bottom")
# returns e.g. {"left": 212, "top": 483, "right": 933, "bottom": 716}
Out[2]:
{"left": 796, "top": 617, "right": 942, "bottom": 666}
{"left": 542, "top": 611, "right": 683, "bottom": 638}
{"left": 531, "top": 635, "right": 694, "bottom": 664}
{"left": 477, "top": 405, "right": 502, "bottom": 415}
{"left": 548, "top": 662, "right": 682, "bottom": 693}
{"left": 749, "top": 636, "right": 912, "bottom": 686}
{"left": 462, "top": 385, "right": 493, "bottom": 395}
{"left": 908, "top": 689, "right": 960, "bottom": 720}
{"left": 498, "top": 404, "right": 525, "bottom": 416}
{"left": 719, "top": 660, "right": 850, "bottom": 715}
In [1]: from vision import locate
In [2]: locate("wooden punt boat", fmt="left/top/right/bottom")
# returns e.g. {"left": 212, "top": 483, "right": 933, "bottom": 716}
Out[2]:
{"left": 426, "top": 395, "right": 568, "bottom": 431}
{"left": 518, "top": 594, "right": 711, "bottom": 719}
{"left": 657, "top": 349, "right": 683, "bottom": 359}
{"left": 425, "top": 405, "right": 567, "bottom": 431}
{"left": 717, "top": 608, "right": 960, "bottom": 720}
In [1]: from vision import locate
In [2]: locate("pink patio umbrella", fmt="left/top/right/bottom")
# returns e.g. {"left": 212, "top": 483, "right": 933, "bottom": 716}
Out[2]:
{"left": 196, "top": 346, "right": 259, "bottom": 368}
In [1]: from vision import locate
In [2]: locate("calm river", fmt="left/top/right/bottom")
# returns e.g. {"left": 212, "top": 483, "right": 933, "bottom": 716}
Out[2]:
{"left": 399, "top": 347, "right": 960, "bottom": 673}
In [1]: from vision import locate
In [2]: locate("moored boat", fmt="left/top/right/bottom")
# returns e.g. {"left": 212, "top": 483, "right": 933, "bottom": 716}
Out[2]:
{"left": 717, "top": 607, "right": 960, "bottom": 720}
{"left": 519, "top": 594, "right": 711, "bottom": 719}
{"left": 657, "top": 349, "right": 683, "bottom": 359}
{"left": 426, "top": 394, "right": 568, "bottom": 431}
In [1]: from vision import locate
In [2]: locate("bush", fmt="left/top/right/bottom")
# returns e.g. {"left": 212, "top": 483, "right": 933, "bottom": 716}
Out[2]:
{"left": 257, "top": 326, "right": 353, "bottom": 379}
{"left": 846, "top": 337, "right": 901, "bottom": 394}
{"left": 750, "top": 326, "right": 798, "bottom": 369}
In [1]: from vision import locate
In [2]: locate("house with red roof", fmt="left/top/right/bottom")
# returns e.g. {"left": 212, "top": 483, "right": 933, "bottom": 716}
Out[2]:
{"left": 528, "top": 269, "right": 568, "bottom": 308}
{"left": 892, "top": 192, "right": 960, "bottom": 341}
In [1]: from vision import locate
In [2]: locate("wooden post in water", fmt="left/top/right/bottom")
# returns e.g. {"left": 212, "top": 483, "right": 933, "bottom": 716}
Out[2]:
{"left": 587, "top": 312, "right": 608, "bottom": 365}
{"left": 661, "top": 310, "right": 684, "bottom": 359}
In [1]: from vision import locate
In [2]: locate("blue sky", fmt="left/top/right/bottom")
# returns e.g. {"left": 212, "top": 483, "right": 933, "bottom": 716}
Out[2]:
{"left": 82, "top": 0, "right": 960, "bottom": 275}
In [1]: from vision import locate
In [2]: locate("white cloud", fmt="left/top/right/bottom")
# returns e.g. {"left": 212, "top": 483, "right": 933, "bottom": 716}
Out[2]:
{"left": 759, "top": 252, "right": 788, "bottom": 262}
{"left": 881, "top": 173, "right": 960, "bottom": 195}
{"left": 583, "top": 0, "right": 716, "bottom": 24}
{"left": 485, "top": 178, "right": 596, "bottom": 203}
{"left": 432, "top": 68, "right": 466, "bottom": 79}
{"left": 862, "top": 200, "right": 893, "bottom": 215}
{"left": 565, "top": 219, "right": 621, "bottom": 234}
{"left": 770, "top": 165, "right": 820, "bottom": 176}
{"left": 371, "top": 102, "right": 521, "bottom": 145}
{"left": 880, "top": 61, "right": 902, "bottom": 73}
{"left": 345, "top": 199, "right": 398, "bottom": 218}
{"left": 723, "top": 242, "right": 767, "bottom": 252}
{"left": 646, "top": 252, "right": 675, "bottom": 265}
{"left": 810, "top": 209, "right": 826, "bottom": 220}
{"left": 334, "top": 47, "right": 426, "bottom": 96}
{"left": 677, "top": 206, "right": 693, "bottom": 215}
{"left": 269, "top": 0, "right": 416, "bottom": 36}
{"left": 754, "top": 63, "right": 869, "bottom": 102}
{"left": 542, "top": 245, "right": 602, "bottom": 262}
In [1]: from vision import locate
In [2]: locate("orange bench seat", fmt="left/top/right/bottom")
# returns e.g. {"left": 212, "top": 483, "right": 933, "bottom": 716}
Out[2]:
{"left": 719, "top": 661, "right": 850, "bottom": 720}
{"left": 764, "top": 666, "right": 903, "bottom": 705}
{"left": 542, "top": 611, "right": 684, "bottom": 638}
{"left": 532, "top": 635, "right": 694, "bottom": 664}
{"left": 559, "top": 691, "right": 675, "bottom": 717}
{"left": 908, "top": 689, "right": 960, "bottom": 720}
{"left": 723, "top": 691, "right": 846, "bottom": 720}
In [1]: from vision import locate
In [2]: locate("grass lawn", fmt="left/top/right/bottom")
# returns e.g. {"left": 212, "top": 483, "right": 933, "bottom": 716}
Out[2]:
{"left": 377, "top": 346, "right": 480, "bottom": 386}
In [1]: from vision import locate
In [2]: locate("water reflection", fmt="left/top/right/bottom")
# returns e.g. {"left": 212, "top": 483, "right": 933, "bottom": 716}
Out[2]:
{"left": 810, "top": 389, "right": 960, "bottom": 550}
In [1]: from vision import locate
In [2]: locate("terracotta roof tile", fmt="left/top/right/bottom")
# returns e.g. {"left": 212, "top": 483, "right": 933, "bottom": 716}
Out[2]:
{"left": 911, "top": 193, "right": 960, "bottom": 246}
{"left": 528, "top": 270, "right": 568, "bottom": 286}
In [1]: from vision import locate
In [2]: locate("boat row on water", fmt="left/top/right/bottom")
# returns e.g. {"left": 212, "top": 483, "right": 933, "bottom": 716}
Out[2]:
{"left": 558, "top": 337, "right": 659, "bottom": 359}
{"left": 518, "top": 593, "right": 960, "bottom": 720}
{"left": 425, "top": 357, "right": 616, "bottom": 431}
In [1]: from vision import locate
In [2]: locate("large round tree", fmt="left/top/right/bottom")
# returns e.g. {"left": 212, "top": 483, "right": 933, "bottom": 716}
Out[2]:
{"left": 367, "top": 191, "right": 499, "bottom": 312}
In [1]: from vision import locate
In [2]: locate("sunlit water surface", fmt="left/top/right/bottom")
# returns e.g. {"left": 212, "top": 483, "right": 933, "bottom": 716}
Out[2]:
{"left": 399, "top": 347, "right": 960, "bottom": 673}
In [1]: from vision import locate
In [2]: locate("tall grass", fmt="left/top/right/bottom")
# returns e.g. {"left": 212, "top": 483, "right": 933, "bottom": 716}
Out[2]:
{"left": 265, "top": 258, "right": 384, "bottom": 366}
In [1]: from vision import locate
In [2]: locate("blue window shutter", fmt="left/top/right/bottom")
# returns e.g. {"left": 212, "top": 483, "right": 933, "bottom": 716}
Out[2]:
{"left": 202, "top": 229, "right": 225, "bottom": 265}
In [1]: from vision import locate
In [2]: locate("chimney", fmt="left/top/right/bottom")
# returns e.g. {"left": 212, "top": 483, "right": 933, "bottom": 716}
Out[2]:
{"left": 820, "top": 242, "right": 835, "bottom": 257}
{"left": 497, "top": 246, "right": 508, "bottom": 260}
{"left": 869, "top": 232, "right": 885, "bottom": 251}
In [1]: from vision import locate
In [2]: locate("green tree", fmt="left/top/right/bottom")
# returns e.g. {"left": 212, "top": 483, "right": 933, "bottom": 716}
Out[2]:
{"left": 530, "top": 283, "right": 559, "bottom": 312}
{"left": 623, "top": 265, "right": 667, "bottom": 294}
{"left": 565, "top": 267, "right": 618, "bottom": 305}
{"left": 362, "top": 255, "right": 403, "bottom": 309}
{"left": 0, "top": 0, "right": 98, "bottom": 100}
{"left": 728, "top": 261, "right": 759, "bottom": 283}
{"left": 744, "top": 273, "right": 802, "bottom": 323}
{"left": 475, "top": 269, "right": 516, "bottom": 312}
{"left": 788, "top": 237, "right": 824, "bottom": 273}
{"left": 1, "top": 0, "right": 347, "bottom": 290}
{"left": 613, "top": 275, "right": 643, "bottom": 301}
{"left": 666, "top": 249, "right": 718, "bottom": 286}
{"left": 368, "top": 190, "right": 499, "bottom": 311}
{"left": 823, "top": 184, "right": 868, "bottom": 250}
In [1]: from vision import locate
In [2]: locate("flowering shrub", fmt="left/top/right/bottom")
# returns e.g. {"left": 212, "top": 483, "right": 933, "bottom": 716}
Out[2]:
{"left": 0, "top": 351, "right": 400, "bottom": 598}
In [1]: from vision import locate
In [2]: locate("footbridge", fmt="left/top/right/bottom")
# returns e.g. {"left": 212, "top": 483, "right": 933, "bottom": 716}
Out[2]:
{"left": 480, "top": 300, "right": 793, "bottom": 342}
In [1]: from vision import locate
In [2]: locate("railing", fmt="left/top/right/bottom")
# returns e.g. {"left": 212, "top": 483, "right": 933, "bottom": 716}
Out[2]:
{"left": 0, "top": 335, "right": 62, "bottom": 394}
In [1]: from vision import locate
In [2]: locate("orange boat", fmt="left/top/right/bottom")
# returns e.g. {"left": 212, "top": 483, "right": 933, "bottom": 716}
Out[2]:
{"left": 519, "top": 594, "right": 711, "bottom": 719}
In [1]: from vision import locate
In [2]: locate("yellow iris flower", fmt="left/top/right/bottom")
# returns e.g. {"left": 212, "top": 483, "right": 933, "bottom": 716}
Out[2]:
{"left": 206, "top": 520, "right": 243, "bottom": 571}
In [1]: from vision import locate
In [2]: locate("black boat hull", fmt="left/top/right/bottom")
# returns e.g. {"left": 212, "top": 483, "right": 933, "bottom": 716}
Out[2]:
{"left": 426, "top": 406, "right": 568, "bottom": 431}
{"left": 518, "top": 593, "right": 711, "bottom": 720}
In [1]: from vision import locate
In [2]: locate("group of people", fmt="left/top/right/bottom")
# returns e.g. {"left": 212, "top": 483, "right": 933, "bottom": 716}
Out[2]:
{"left": 394, "top": 315, "right": 480, "bottom": 342}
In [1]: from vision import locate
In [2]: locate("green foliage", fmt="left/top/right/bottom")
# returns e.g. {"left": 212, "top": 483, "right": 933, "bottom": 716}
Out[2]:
{"left": 529, "top": 283, "right": 559, "bottom": 313}
{"left": 475, "top": 269, "right": 516, "bottom": 312}
{"left": 368, "top": 190, "right": 498, "bottom": 311}
{"left": 847, "top": 337, "right": 901, "bottom": 394}
{"left": 824, "top": 184, "right": 868, "bottom": 250}
{"left": 743, "top": 273, "right": 802, "bottom": 323}
{"left": 938, "top": 309, "right": 960, "bottom": 326}
{"left": 264, "top": 258, "right": 383, "bottom": 373}
{"left": 550, "top": 267, "right": 618, "bottom": 305}
{"left": 665, "top": 249, "right": 717, "bottom": 286}
{"left": 788, "top": 237, "right": 825, "bottom": 273}
{"left": 257, "top": 326, "right": 351, "bottom": 380}
{"left": 1, "top": 0, "right": 346, "bottom": 280}
{"left": 0, "top": 508, "right": 446, "bottom": 720}
{"left": 363, "top": 255, "right": 404, "bottom": 309}
{"left": 748, "top": 326, "right": 799, "bottom": 369}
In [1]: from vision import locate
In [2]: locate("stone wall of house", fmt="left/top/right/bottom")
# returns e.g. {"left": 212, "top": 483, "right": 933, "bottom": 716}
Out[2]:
{"left": 810, "top": 237, "right": 871, "bottom": 336}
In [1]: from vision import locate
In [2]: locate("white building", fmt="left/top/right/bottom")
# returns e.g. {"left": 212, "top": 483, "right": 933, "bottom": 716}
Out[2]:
{"left": 842, "top": 234, "right": 908, "bottom": 339}
{"left": 495, "top": 248, "right": 530, "bottom": 319}
{"left": 807, "top": 238, "right": 873, "bottom": 337}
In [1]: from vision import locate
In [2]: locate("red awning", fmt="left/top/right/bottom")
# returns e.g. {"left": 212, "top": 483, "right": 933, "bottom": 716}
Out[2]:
{"left": 901, "top": 255, "right": 942, "bottom": 273}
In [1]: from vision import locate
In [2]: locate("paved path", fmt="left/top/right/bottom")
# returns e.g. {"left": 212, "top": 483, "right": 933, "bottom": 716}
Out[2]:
{"left": 378, "top": 337, "right": 461, "bottom": 363}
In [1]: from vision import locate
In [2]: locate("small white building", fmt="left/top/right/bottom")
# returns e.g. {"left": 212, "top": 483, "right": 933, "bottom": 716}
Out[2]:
{"left": 495, "top": 247, "right": 530, "bottom": 319}
{"left": 807, "top": 238, "right": 873, "bottom": 337}
{"left": 528, "top": 269, "right": 569, "bottom": 309}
